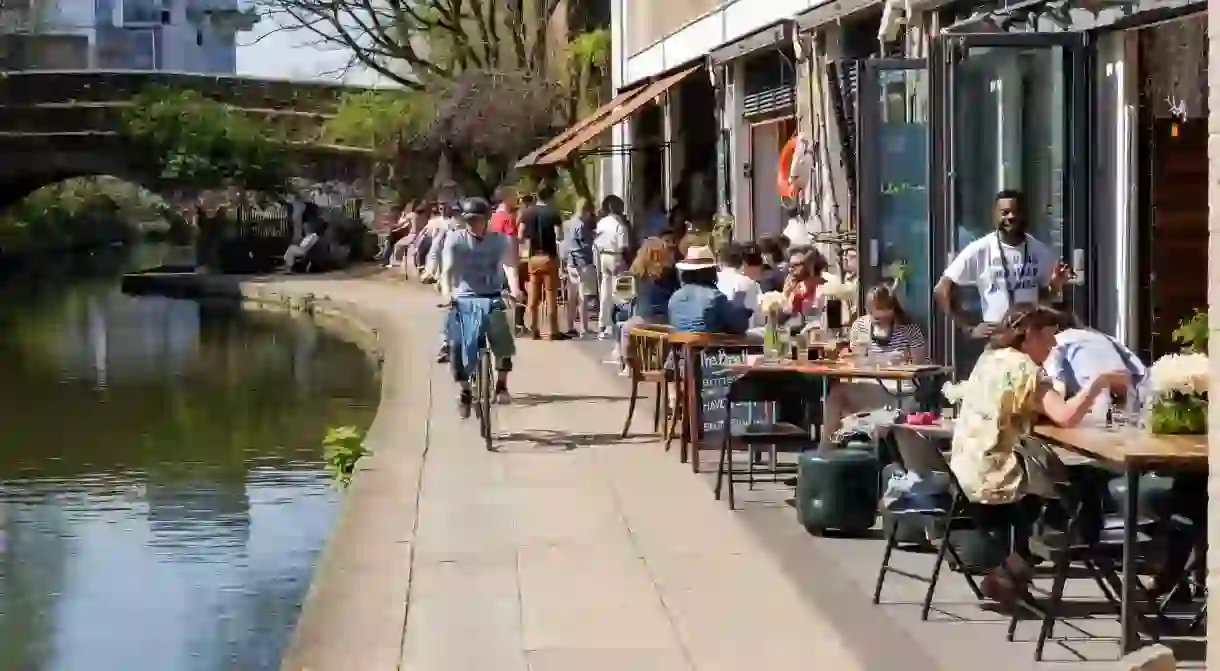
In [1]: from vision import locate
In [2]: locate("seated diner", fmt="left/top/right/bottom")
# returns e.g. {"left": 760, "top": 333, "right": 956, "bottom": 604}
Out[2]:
{"left": 780, "top": 246, "right": 828, "bottom": 323}
{"left": 667, "top": 245, "right": 751, "bottom": 335}
{"left": 1043, "top": 310, "right": 1148, "bottom": 420}
{"left": 819, "top": 284, "right": 926, "bottom": 449}
{"left": 619, "top": 236, "right": 681, "bottom": 360}
{"left": 949, "top": 303, "right": 1130, "bottom": 608}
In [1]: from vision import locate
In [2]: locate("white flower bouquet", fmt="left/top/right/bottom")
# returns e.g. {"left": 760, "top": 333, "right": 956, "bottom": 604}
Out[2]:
{"left": 758, "top": 291, "right": 786, "bottom": 316}
{"left": 941, "top": 381, "right": 964, "bottom": 405}
{"left": 1146, "top": 352, "right": 1209, "bottom": 434}
{"left": 820, "top": 275, "right": 858, "bottom": 302}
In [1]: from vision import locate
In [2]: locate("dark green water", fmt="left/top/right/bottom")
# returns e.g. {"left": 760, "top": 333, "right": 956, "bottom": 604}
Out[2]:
{"left": 0, "top": 247, "right": 380, "bottom": 671}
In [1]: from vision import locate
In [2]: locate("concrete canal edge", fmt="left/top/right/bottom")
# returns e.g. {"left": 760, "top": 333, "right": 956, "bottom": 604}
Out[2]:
{"left": 125, "top": 271, "right": 432, "bottom": 670}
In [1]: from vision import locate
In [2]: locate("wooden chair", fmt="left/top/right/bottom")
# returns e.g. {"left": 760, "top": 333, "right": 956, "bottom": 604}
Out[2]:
{"left": 622, "top": 324, "right": 675, "bottom": 439}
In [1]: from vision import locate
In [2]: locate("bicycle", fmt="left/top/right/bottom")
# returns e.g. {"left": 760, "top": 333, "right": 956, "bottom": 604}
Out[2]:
{"left": 467, "top": 296, "right": 511, "bottom": 451}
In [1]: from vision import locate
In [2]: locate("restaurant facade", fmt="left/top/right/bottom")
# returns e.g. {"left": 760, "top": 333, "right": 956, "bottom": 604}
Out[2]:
{"left": 513, "top": 0, "right": 1220, "bottom": 655}
{"left": 516, "top": 0, "right": 1194, "bottom": 369}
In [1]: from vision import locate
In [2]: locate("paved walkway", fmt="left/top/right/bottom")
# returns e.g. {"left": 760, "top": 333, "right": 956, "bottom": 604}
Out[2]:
{"left": 237, "top": 273, "right": 1195, "bottom": 671}
{"left": 264, "top": 275, "right": 864, "bottom": 671}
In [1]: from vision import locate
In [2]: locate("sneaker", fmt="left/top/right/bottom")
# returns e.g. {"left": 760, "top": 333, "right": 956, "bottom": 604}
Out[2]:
{"left": 494, "top": 385, "right": 511, "bottom": 405}
{"left": 598, "top": 329, "right": 612, "bottom": 340}
{"left": 436, "top": 346, "right": 450, "bottom": 364}
{"left": 457, "top": 389, "right": 473, "bottom": 419}
{"left": 549, "top": 332, "right": 571, "bottom": 341}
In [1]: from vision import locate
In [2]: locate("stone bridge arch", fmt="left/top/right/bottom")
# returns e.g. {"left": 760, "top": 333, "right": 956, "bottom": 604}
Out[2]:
{"left": 0, "top": 142, "right": 162, "bottom": 211}
{"left": 0, "top": 70, "right": 382, "bottom": 211}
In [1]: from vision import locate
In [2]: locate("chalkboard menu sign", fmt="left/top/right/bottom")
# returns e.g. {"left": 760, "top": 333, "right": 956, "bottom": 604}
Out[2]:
{"left": 699, "top": 349, "right": 774, "bottom": 436}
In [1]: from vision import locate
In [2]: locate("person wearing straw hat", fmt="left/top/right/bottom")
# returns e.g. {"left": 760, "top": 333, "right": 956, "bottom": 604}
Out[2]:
{"left": 667, "top": 245, "right": 751, "bottom": 334}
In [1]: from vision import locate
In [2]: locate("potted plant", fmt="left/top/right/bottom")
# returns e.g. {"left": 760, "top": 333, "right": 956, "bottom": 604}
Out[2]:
{"left": 1146, "top": 351, "right": 1208, "bottom": 435}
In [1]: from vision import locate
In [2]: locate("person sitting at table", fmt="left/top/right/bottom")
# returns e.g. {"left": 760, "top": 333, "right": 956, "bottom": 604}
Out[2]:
{"left": 619, "top": 236, "right": 681, "bottom": 364}
{"left": 717, "top": 242, "right": 764, "bottom": 326}
{"left": 1043, "top": 311, "right": 1207, "bottom": 601}
{"left": 819, "top": 284, "right": 927, "bottom": 449}
{"left": 757, "top": 234, "right": 790, "bottom": 293}
{"left": 949, "top": 303, "right": 1130, "bottom": 609}
{"left": 780, "top": 247, "right": 829, "bottom": 323}
{"left": 667, "top": 245, "right": 751, "bottom": 334}
{"left": 1043, "top": 310, "right": 1148, "bottom": 420}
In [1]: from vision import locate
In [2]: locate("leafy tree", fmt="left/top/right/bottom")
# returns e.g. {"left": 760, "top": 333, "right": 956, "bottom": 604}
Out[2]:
{"left": 264, "top": 0, "right": 610, "bottom": 199}
{"left": 323, "top": 70, "right": 560, "bottom": 199}
{"left": 258, "top": 0, "right": 565, "bottom": 91}
{"left": 121, "top": 88, "right": 294, "bottom": 196}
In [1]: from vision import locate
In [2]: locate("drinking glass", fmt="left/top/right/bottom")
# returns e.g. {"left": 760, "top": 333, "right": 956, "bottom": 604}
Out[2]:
{"left": 1107, "top": 390, "right": 1143, "bottom": 430}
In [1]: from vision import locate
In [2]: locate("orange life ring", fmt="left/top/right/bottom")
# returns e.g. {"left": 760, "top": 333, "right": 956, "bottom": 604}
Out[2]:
{"left": 776, "top": 136, "right": 797, "bottom": 198}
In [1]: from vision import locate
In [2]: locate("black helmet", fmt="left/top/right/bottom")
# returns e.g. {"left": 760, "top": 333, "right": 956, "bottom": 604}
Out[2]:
{"left": 459, "top": 197, "right": 492, "bottom": 220}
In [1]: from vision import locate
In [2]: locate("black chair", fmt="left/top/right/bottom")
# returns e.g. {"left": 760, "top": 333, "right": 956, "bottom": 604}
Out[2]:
{"left": 713, "top": 369, "right": 816, "bottom": 510}
{"left": 1008, "top": 444, "right": 1165, "bottom": 661}
{"left": 873, "top": 429, "right": 1029, "bottom": 620}
{"left": 871, "top": 444, "right": 985, "bottom": 619}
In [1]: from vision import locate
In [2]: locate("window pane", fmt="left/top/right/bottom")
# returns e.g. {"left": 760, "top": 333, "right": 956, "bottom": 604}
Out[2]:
{"left": 951, "top": 45, "right": 1067, "bottom": 368}
{"left": 123, "top": 0, "right": 162, "bottom": 24}
{"left": 874, "top": 67, "right": 931, "bottom": 332}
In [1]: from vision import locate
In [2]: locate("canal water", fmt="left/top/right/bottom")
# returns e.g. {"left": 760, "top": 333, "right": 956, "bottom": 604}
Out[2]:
{"left": 0, "top": 247, "right": 380, "bottom": 671}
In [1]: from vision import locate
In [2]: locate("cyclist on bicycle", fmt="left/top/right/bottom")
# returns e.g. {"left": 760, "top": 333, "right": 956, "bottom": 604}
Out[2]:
{"left": 441, "top": 197, "right": 520, "bottom": 418}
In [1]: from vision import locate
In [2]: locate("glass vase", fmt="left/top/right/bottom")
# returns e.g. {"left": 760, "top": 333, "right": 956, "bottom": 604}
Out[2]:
{"left": 762, "top": 315, "right": 783, "bottom": 362}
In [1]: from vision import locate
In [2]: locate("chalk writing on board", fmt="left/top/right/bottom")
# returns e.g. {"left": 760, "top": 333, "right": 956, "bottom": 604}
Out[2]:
{"left": 699, "top": 349, "right": 774, "bottom": 435}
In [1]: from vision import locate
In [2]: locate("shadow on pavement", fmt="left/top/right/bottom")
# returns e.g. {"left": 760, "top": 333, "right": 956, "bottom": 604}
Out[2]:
{"left": 509, "top": 393, "right": 630, "bottom": 408}
{"left": 495, "top": 429, "right": 650, "bottom": 451}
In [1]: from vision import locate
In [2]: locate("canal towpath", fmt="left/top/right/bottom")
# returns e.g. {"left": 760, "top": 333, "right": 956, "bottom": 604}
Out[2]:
{"left": 133, "top": 273, "right": 868, "bottom": 671}
{"left": 142, "top": 272, "right": 866, "bottom": 671}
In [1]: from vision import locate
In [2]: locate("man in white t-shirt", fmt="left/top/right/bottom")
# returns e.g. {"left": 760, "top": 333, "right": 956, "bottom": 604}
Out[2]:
{"left": 934, "top": 189, "right": 1071, "bottom": 339}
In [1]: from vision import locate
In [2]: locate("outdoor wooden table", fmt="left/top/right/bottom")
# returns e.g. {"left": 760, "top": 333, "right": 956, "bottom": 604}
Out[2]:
{"left": 725, "top": 359, "right": 952, "bottom": 411}
{"left": 726, "top": 359, "right": 952, "bottom": 381}
{"left": 1032, "top": 424, "right": 1207, "bottom": 654}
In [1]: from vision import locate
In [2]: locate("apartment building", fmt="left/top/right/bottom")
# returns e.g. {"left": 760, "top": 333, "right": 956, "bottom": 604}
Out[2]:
{"left": 0, "top": 0, "right": 255, "bottom": 72}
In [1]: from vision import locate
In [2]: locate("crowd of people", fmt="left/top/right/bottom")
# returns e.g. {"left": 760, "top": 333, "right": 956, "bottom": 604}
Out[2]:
{"left": 376, "top": 185, "right": 1201, "bottom": 612}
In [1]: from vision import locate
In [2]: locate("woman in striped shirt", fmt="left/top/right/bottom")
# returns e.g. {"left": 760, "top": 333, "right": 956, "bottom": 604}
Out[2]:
{"left": 819, "top": 284, "right": 927, "bottom": 448}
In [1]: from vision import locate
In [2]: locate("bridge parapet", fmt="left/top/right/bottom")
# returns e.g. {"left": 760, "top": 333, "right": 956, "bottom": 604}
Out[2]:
{"left": 0, "top": 102, "right": 330, "bottom": 141}
{"left": 0, "top": 70, "right": 375, "bottom": 113}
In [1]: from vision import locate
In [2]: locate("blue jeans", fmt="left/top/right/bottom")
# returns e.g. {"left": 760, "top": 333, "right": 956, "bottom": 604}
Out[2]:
{"left": 446, "top": 297, "right": 516, "bottom": 383}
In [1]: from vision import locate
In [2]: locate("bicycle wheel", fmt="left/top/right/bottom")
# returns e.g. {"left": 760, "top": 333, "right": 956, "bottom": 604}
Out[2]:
{"left": 479, "top": 345, "right": 494, "bottom": 450}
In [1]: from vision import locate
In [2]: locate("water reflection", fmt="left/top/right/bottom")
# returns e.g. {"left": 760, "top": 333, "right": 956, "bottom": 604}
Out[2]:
{"left": 0, "top": 252, "right": 379, "bottom": 671}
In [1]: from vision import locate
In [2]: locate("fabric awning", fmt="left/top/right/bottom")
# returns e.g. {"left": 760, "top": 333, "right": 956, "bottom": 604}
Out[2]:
{"left": 528, "top": 65, "right": 701, "bottom": 167}
{"left": 515, "top": 86, "right": 647, "bottom": 168}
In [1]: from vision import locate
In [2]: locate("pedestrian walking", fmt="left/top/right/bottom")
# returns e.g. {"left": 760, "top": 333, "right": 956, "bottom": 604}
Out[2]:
{"left": 520, "top": 185, "right": 570, "bottom": 340}
{"left": 593, "top": 194, "right": 629, "bottom": 339}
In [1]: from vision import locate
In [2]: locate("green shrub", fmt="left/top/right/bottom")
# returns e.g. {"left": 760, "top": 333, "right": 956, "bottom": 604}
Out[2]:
{"left": 1172, "top": 309, "right": 1208, "bottom": 354}
{"left": 322, "top": 425, "right": 371, "bottom": 487}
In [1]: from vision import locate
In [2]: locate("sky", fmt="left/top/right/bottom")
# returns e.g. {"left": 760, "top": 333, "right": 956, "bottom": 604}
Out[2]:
{"left": 235, "top": 14, "right": 390, "bottom": 86}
